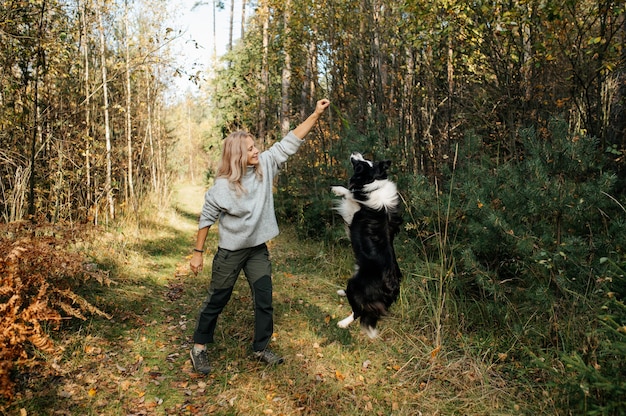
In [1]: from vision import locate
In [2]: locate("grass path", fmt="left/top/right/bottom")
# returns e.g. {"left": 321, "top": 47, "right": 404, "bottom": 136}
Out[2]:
{"left": 8, "top": 183, "right": 522, "bottom": 415}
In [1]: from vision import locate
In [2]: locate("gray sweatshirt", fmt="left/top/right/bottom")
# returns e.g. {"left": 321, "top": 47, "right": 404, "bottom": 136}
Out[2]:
{"left": 198, "top": 131, "right": 303, "bottom": 251}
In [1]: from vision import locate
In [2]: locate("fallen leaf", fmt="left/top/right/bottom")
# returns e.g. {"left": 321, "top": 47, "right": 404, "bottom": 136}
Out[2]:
{"left": 335, "top": 370, "right": 345, "bottom": 381}
{"left": 430, "top": 346, "right": 441, "bottom": 359}
{"left": 88, "top": 388, "right": 97, "bottom": 397}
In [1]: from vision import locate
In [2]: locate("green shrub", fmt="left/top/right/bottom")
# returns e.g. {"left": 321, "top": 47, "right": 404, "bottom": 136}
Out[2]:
{"left": 403, "top": 119, "right": 626, "bottom": 413}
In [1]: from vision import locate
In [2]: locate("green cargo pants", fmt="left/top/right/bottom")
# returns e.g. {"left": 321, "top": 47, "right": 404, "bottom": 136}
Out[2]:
{"left": 193, "top": 243, "right": 273, "bottom": 352}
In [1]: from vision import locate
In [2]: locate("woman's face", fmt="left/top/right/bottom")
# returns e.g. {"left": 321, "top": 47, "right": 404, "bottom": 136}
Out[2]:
{"left": 245, "top": 136, "right": 260, "bottom": 166}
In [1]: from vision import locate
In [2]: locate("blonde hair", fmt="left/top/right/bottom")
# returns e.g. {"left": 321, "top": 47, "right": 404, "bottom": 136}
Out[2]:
{"left": 217, "top": 131, "right": 262, "bottom": 195}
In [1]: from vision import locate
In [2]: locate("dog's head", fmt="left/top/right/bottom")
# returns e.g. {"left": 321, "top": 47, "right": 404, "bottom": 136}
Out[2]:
{"left": 349, "top": 152, "right": 391, "bottom": 190}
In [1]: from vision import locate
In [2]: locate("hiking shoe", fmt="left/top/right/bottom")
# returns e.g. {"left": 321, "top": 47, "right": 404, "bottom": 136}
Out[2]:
{"left": 253, "top": 349, "right": 284, "bottom": 365}
{"left": 190, "top": 347, "right": 211, "bottom": 374}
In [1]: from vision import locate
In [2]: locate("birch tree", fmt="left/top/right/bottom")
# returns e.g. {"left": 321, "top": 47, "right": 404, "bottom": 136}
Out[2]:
{"left": 96, "top": 2, "right": 114, "bottom": 222}
{"left": 124, "top": 0, "right": 136, "bottom": 213}
{"left": 280, "top": 0, "right": 292, "bottom": 137}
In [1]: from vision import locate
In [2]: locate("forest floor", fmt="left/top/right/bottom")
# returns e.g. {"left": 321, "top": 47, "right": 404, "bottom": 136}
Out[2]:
{"left": 5, "top": 183, "right": 535, "bottom": 416}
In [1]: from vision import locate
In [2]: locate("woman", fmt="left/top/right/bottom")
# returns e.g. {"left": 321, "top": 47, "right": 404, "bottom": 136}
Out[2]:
{"left": 189, "top": 99, "right": 330, "bottom": 374}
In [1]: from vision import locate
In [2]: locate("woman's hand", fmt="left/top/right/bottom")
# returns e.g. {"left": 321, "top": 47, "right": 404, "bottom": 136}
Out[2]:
{"left": 315, "top": 99, "right": 330, "bottom": 116}
{"left": 190, "top": 251, "right": 204, "bottom": 275}
{"left": 293, "top": 98, "right": 331, "bottom": 139}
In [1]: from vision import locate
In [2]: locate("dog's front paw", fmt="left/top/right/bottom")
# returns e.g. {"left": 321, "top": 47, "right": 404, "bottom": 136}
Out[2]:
{"left": 331, "top": 186, "right": 349, "bottom": 197}
{"left": 337, "top": 313, "right": 355, "bottom": 328}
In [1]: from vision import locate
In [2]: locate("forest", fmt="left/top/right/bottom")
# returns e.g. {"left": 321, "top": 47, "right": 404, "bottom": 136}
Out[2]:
{"left": 1, "top": 0, "right": 626, "bottom": 414}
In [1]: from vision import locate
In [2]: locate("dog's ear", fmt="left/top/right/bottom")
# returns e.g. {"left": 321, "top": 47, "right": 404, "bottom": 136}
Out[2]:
{"left": 376, "top": 160, "right": 391, "bottom": 176}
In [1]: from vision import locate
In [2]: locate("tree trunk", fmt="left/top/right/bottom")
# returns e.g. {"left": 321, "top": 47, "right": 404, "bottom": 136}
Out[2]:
{"left": 280, "top": 0, "right": 292, "bottom": 137}
{"left": 146, "top": 75, "right": 157, "bottom": 193}
{"left": 357, "top": 0, "right": 366, "bottom": 124}
{"left": 79, "top": 0, "right": 93, "bottom": 218}
{"left": 228, "top": 0, "right": 234, "bottom": 53}
{"left": 96, "top": 3, "right": 114, "bottom": 222}
{"left": 212, "top": 0, "right": 217, "bottom": 60}
{"left": 187, "top": 101, "right": 195, "bottom": 183}
{"left": 258, "top": 0, "right": 269, "bottom": 145}
{"left": 301, "top": 38, "right": 316, "bottom": 120}
{"left": 28, "top": 0, "right": 47, "bottom": 220}
{"left": 240, "top": 0, "right": 246, "bottom": 38}
{"left": 124, "top": 0, "right": 136, "bottom": 214}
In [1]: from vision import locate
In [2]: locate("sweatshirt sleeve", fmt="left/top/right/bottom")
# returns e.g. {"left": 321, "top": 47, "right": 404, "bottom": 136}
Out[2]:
{"left": 198, "top": 186, "right": 223, "bottom": 229}
{"left": 261, "top": 131, "right": 304, "bottom": 175}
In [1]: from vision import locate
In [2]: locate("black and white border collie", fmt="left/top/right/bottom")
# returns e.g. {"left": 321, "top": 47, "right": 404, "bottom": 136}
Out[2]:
{"left": 331, "top": 152, "right": 402, "bottom": 338}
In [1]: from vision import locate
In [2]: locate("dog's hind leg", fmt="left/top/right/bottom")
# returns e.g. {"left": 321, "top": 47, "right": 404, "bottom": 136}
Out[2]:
{"left": 361, "top": 324, "right": 379, "bottom": 339}
{"left": 337, "top": 312, "right": 355, "bottom": 328}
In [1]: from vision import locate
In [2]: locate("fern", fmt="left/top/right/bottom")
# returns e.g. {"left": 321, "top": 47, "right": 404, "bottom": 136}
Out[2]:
{"left": 0, "top": 221, "right": 113, "bottom": 400}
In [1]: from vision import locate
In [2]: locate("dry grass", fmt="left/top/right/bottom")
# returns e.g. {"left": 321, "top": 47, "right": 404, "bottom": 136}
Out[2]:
{"left": 3, "top": 183, "right": 526, "bottom": 415}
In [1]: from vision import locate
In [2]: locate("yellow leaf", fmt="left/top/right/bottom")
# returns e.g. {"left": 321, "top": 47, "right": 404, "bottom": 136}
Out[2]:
{"left": 335, "top": 370, "right": 345, "bottom": 381}
{"left": 431, "top": 346, "right": 441, "bottom": 359}
{"left": 88, "top": 388, "right": 97, "bottom": 397}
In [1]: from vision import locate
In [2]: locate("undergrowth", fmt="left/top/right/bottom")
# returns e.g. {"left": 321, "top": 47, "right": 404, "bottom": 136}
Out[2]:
{"left": 1, "top": 184, "right": 526, "bottom": 415}
{"left": 0, "top": 220, "right": 113, "bottom": 400}
{"left": 401, "top": 120, "right": 626, "bottom": 414}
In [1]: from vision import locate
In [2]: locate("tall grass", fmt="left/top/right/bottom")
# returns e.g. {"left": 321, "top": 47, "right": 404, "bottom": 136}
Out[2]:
{"left": 401, "top": 144, "right": 459, "bottom": 354}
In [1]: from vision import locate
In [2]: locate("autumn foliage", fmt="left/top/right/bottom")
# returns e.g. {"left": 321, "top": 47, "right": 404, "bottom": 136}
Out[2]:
{"left": 0, "top": 221, "right": 112, "bottom": 400}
